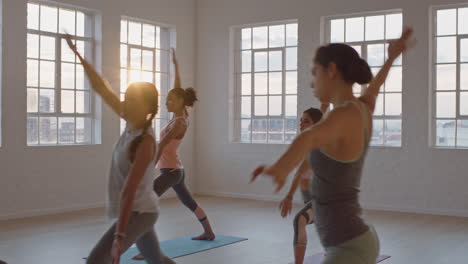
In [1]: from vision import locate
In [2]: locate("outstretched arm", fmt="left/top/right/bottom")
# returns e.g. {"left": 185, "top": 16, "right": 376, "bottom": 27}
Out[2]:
{"left": 360, "top": 27, "right": 414, "bottom": 112}
{"left": 64, "top": 35, "right": 123, "bottom": 117}
{"left": 172, "top": 48, "right": 182, "bottom": 89}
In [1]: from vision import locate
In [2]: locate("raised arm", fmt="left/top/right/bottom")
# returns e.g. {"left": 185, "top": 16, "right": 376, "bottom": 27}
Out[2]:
{"left": 64, "top": 35, "right": 123, "bottom": 117}
{"left": 172, "top": 48, "right": 182, "bottom": 89}
{"left": 360, "top": 27, "right": 414, "bottom": 112}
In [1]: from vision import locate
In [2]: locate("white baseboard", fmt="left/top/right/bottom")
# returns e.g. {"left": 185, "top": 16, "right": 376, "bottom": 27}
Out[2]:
{"left": 0, "top": 193, "right": 178, "bottom": 221}
{"left": 0, "top": 202, "right": 106, "bottom": 221}
{"left": 197, "top": 190, "right": 468, "bottom": 218}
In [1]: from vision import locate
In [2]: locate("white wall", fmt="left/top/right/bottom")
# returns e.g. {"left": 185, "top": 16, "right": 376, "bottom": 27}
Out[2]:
{"left": 0, "top": 0, "right": 196, "bottom": 220}
{"left": 195, "top": 0, "right": 468, "bottom": 217}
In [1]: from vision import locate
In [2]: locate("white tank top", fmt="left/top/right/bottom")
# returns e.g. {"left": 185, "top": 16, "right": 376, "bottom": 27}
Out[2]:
{"left": 107, "top": 123, "right": 159, "bottom": 219}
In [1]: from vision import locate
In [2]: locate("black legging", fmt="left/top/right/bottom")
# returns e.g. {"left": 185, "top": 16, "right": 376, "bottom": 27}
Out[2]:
{"left": 153, "top": 168, "right": 198, "bottom": 211}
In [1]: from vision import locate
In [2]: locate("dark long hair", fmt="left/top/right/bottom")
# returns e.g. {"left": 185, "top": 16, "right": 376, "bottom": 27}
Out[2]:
{"left": 303, "top": 107, "right": 323, "bottom": 124}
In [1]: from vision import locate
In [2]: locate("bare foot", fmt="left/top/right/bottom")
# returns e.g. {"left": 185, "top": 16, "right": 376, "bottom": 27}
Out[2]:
{"left": 132, "top": 253, "right": 144, "bottom": 260}
{"left": 191, "top": 232, "right": 215, "bottom": 240}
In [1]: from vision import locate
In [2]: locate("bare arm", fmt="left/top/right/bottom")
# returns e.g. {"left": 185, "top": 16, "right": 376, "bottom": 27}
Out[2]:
{"left": 360, "top": 27, "right": 414, "bottom": 112}
{"left": 64, "top": 35, "right": 123, "bottom": 117}
{"left": 285, "top": 160, "right": 311, "bottom": 198}
{"left": 172, "top": 48, "right": 182, "bottom": 89}
{"left": 320, "top": 103, "right": 330, "bottom": 114}
{"left": 115, "top": 135, "right": 155, "bottom": 236}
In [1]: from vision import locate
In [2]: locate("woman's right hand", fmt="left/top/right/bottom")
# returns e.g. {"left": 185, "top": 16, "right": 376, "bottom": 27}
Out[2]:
{"left": 388, "top": 27, "right": 415, "bottom": 61}
{"left": 250, "top": 165, "right": 288, "bottom": 193}
{"left": 279, "top": 196, "right": 293, "bottom": 218}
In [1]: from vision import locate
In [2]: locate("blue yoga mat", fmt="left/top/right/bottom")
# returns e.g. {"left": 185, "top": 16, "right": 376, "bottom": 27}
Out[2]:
{"left": 84, "top": 235, "right": 248, "bottom": 263}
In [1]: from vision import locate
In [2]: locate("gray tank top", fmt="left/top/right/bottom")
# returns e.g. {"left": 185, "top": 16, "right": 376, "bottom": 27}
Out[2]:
{"left": 308, "top": 100, "right": 370, "bottom": 247}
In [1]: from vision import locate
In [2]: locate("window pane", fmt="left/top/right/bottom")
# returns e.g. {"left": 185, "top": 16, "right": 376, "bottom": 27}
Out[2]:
{"left": 254, "top": 73, "right": 268, "bottom": 95}
{"left": 367, "top": 44, "right": 385, "bottom": 67}
{"left": 76, "top": 12, "right": 85, "bottom": 37}
{"left": 459, "top": 8, "right": 468, "bottom": 35}
{"left": 27, "top": 89, "right": 38, "bottom": 113}
{"left": 40, "top": 36, "right": 56, "bottom": 60}
{"left": 76, "top": 91, "right": 90, "bottom": 113}
{"left": 121, "top": 20, "right": 128, "bottom": 43}
{"left": 254, "top": 52, "right": 267, "bottom": 72}
{"left": 385, "top": 119, "right": 401, "bottom": 146}
{"left": 269, "top": 96, "right": 282, "bottom": 116}
{"left": 286, "top": 47, "right": 297, "bottom": 70}
{"left": 385, "top": 66, "right": 402, "bottom": 92}
{"left": 330, "top": 19, "right": 345, "bottom": 43}
{"left": 241, "top": 73, "right": 251, "bottom": 95}
{"left": 39, "top": 89, "right": 55, "bottom": 113}
{"left": 129, "top": 22, "right": 142, "bottom": 45}
{"left": 353, "top": 84, "right": 362, "bottom": 96}
{"left": 241, "top": 96, "right": 251, "bottom": 118}
{"left": 40, "top": 61, "right": 55, "bottom": 88}
{"left": 130, "top": 69, "right": 142, "bottom": 83}
{"left": 457, "top": 120, "right": 468, "bottom": 147}
{"left": 285, "top": 95, "right": 297, "bottom": 118}
{"left": 142, "top": 50, "right": 154, "bottom": 71}
{"left": 436, "top": 64, "right": 456, "bottom": 91}
{"left": 61, "top": 90, "right": 74, "bottom": 113}
{"left": 461, "top": 92, "right": 468, "bottom": 116}
{"left": 121, "top": 44, "right": 128, "bottom": 68}
{"left": 386, "top": 14, "right": 402, "bottom": 39}
{"left": 40, "top": 117, "right": 57, "bottom": 144}
{"left": 27, "top": 116, "right": 39, "bottom": 145}
{"left": 242, "top": 51, "right": 251, "bottom": 72}
{"left": 156, "top": 27, "right": 161, "bottom": 49}
{"left": 130, "top": 48, "right": 142, "bottom": 69}
{"left": 141, "top": 71, "right": 153, "bottom": 83}
{"left": 242, "top": 28, "right": 251, "bottom": 49}
{"left": 142, "top": 24, "right": 156, "bottom": 48}
{"left": 269, "top": 72, "right": 282, "bottom": 95}
{"left": 385, "top": 93, "right": 402, "bottom": 116}
{"left": 254, "top": 96, "right": 268, "bottom": 116}
{"left": 268, "top": 119, "right": 284, "bottom": 143}
{"left": 121, "top": 70, "right": 128, "bottom": 92}
{"left": 371, "top": 119, "right": 384, "bottom": 145}
{"left": 365, "top": 15, "right": 384, "bottom": 41}
{"left": 59, "top": 117, "right": 75, "bottom": 143}
{"left": 437, "top": 37, "right": 456, "bottom": 63}
{"left": 269, "top": 51, "right": 282, "bottom": 71}
{"left": 437, "top": 9, "right": 457, "bottom": 36}
{"left": 59, "top": 9, "right": 75, "bottom": 35}
{"left": 374, "top": 93, "right": 384, "bottom": 116}
{"left": 241, "top": 119, "right": 251, "bottom": 142}
{"left": 461, "top": 39, "right": 468, "bottom": 62}
{"left": 76, "top": 64, "right": 88, "bottom": 90}
{"left": 345, "top": 17, "right": 364, "bottom": 42}
{"left": 27, "top": 59, "right": 39, "bottom": 87}
{"left": 40, "top": 5, "right": 58, "bottom": 33}
{"left": 155, "top": 50, "right": 161, "bottom": 71}
{"left": 61, "top": 63, "right": 75, "bottom": 89}
{"left": 286, "top": 71, "right": 297, "bottom": 94}
{"left": 285, "top": 119, "right": 297, "bottom": 133}
{"left": 436, "top": 92, "right": 456, "bottom": 118}
{"left": 27, "top": 34, "right": 39, "bottom": 59}
{"left": 286, "top": 23, "right": 298, "bottom": 46}
{"left": 252, "top": 119, "right": 267, "bottom": 143}
{"left": 28, "top": 3, "right": 39, "bottom": 30}
{"left": 252, "top": 26, "right": 268, "bottom": 49}
{"left": 62, "top": 39, "right": 75, "bottom": 62}
{"left": 461, "top": 64, "right": 468, "bottom": 91}
{"left": 351, "top": 45, "right": 362, "bottom": 57}
{"left": 76, "top": 117, "right": 92, "bottom": 144}
{"left": 436, "top": 119, "right": 456, "bottom": 147}
{"left": 269, "top": 25, "right": 285, "bottom": 48}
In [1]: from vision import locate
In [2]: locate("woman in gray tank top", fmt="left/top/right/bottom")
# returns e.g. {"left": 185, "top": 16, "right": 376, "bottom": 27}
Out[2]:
{"left": 252, "top": 28, "right": 414, "bottom": 264}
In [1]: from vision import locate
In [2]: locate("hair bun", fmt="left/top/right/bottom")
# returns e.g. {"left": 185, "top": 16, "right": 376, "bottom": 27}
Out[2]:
{"left": 184, "top": 88, "right": 198, "bottom": 107}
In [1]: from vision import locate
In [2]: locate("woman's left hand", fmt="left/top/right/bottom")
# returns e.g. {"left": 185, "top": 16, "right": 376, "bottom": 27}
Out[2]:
{"left": 111, "top": 237, "right": 124, "bottom": 264}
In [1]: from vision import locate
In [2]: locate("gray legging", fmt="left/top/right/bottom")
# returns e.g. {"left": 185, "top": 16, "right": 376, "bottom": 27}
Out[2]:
{"left": 86, "top": 212, "right": 175, "bottom": 264}
{"left": 153, "top": 169, "right": 198, "bottom": 211}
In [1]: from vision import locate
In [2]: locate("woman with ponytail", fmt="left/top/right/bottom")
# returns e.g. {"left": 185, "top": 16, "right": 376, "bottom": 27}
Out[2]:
{"left": 64, "top": 35, "right": 175, "bottom": 264}
{"left": 133, "top": 49, "right": 215, "bottom": 260}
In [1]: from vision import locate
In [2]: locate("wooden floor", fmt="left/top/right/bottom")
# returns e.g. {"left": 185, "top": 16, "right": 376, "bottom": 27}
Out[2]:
{"left": 1, "top": 196, "right": 468, "bottom": 264}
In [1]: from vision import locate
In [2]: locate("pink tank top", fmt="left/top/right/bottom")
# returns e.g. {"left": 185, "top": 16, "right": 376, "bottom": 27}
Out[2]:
{"left": 157, "top": 115, "right": 187, "bottom": 169}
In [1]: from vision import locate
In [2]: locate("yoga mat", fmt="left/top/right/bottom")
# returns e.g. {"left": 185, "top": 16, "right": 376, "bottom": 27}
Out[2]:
{"left": 289, "top": 253, "right": 390, "bottom": 264}
{"left": 85, "top": 235, "right": 247, "bottom": 263}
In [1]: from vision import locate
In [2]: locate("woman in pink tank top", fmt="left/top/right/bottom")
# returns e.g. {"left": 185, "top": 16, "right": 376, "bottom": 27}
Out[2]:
{"left": 133, "top": 49, "right": 215, "bottom": 260}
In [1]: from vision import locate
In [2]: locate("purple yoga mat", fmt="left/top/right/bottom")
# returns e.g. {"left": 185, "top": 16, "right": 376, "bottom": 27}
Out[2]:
{"left": 289, "top": 253, "right": 390, "bottom": 264}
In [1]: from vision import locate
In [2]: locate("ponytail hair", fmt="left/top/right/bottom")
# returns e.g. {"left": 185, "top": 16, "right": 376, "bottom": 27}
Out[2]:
{"left": 127, "top": 82, "right": 159, "bottom": 161}
{"left": 314, "top": 43, "right": 373, "bottom": 85}
{"left": 169, "top": 87, "right": 198, "bottom": 108}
